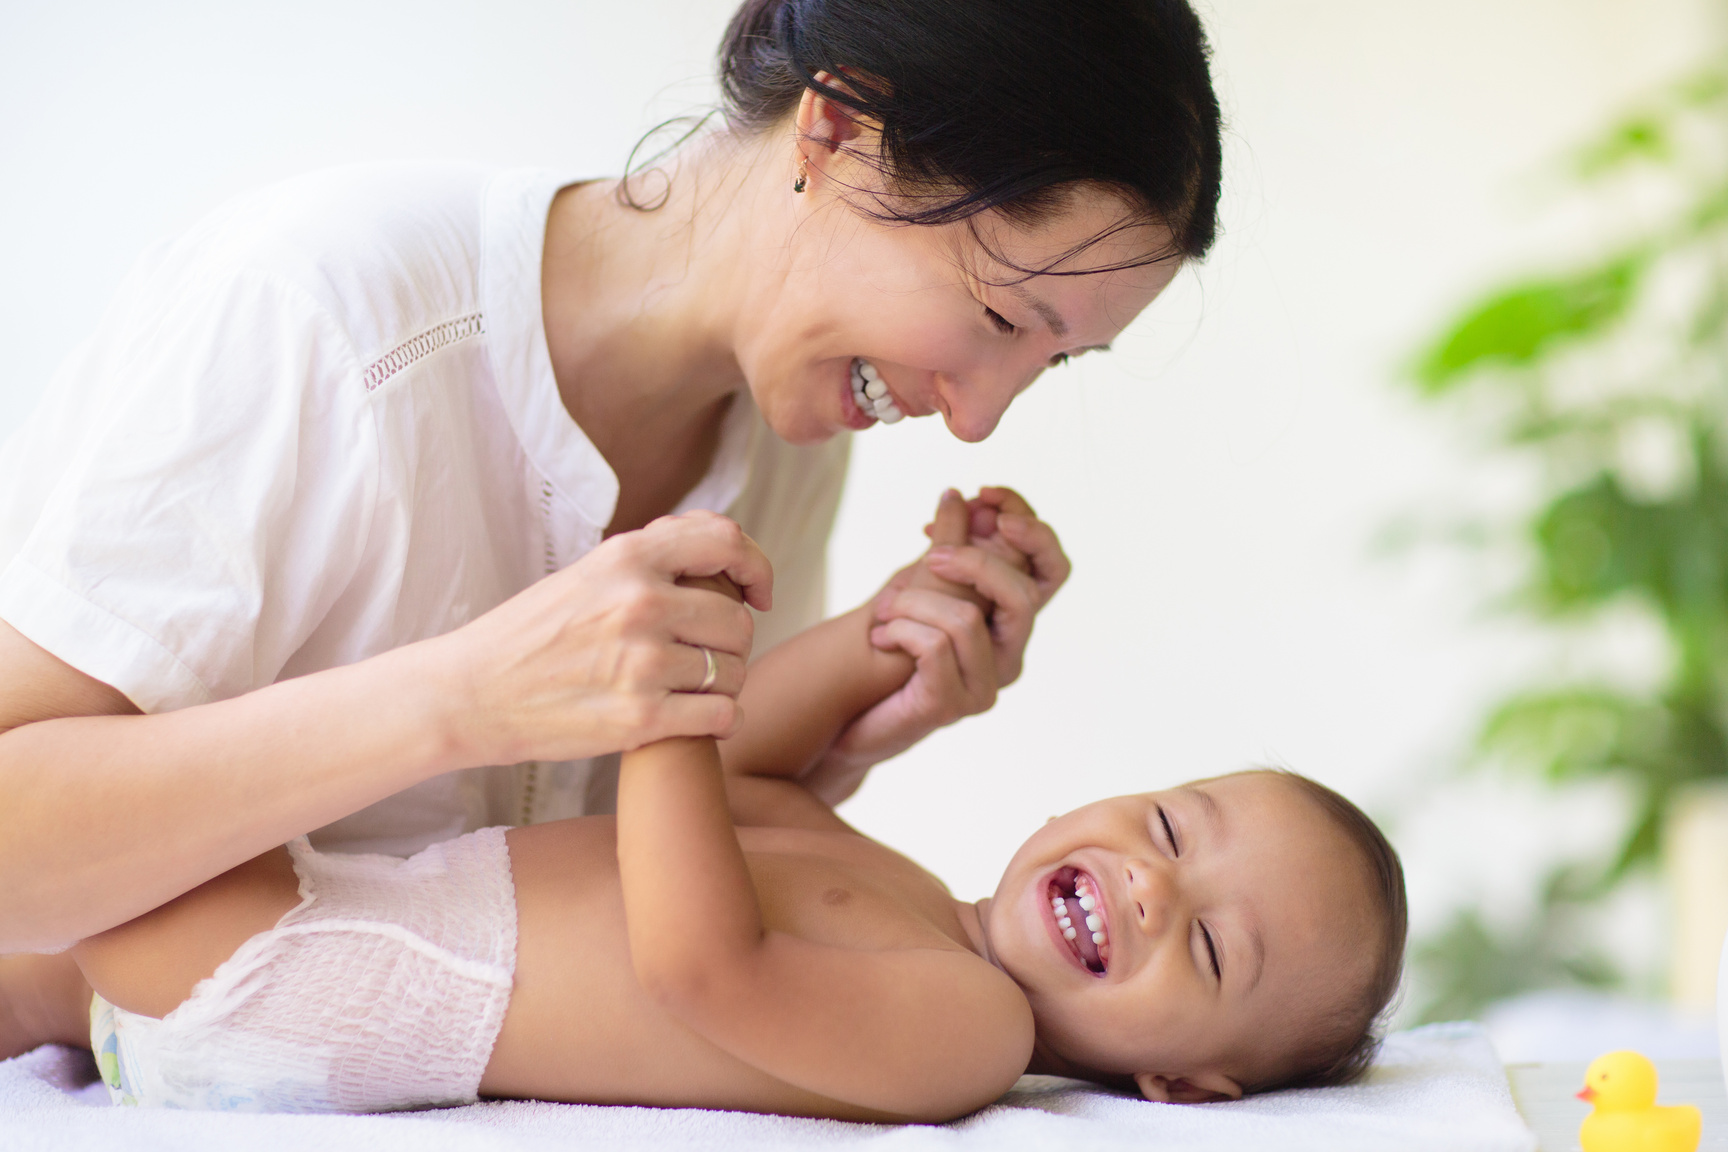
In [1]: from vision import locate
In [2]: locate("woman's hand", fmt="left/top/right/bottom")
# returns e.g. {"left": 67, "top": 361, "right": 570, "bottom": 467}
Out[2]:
{"left": 432, "top": 510, "right": 773, "bottom": 768}
{"left": 803, "top": 487, "right": 1069, "bottom": 802}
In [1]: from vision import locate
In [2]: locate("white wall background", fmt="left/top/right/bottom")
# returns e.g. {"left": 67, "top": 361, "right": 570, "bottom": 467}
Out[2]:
{"left": 1, "top": 0, "right": 1713, "bottom": 1001}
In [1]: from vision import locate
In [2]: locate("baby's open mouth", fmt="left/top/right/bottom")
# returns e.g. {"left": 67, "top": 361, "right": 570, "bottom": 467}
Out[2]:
{"left": 1048, "top": 866, "right": 1110, "bottom": 975}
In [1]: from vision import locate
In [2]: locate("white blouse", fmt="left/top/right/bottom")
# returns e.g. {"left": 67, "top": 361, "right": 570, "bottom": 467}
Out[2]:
{"left": 0, "top": 162, "right": 850, "bottom": 855}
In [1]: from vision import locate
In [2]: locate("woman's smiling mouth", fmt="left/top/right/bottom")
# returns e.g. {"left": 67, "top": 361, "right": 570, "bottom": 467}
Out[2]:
{"left": 850, "top": 358, "right": 905, "bottom": 424}
{"left": 1047, "top": 866, "right": 1110, "bottom": 975}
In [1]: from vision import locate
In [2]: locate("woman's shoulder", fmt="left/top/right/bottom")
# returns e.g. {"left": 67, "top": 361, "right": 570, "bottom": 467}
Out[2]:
{"left": 190, "top": 161, "right": 497, "bottom": 263}
{"left": 140, "top": 161, "right": 506, "bottom": 350}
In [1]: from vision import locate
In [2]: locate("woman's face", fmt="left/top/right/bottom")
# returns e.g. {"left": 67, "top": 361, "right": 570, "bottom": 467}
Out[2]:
{"left": 733, "top": 180, "right": 1182, "bottom": 446}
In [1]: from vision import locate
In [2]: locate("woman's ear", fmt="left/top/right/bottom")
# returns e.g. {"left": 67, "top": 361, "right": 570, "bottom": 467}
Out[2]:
{"left": 1133, "top": 1070, "right": 1244, "bottom": 1104}
{"left": 792, "top": 70, "right": 873, "bottom": 178}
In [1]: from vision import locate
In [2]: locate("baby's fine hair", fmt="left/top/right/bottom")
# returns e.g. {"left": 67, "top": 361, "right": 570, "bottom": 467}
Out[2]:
{"left": 1248, "top": 769, "right": 1407, "bottom": 1093}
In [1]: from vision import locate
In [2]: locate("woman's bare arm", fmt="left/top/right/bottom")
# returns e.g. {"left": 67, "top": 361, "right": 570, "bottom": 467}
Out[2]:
{"left": 0, "top": 621, "right": 465, "bottom": 952}
{"left": 0, "top": 513, "right": 769, "bottom": 951}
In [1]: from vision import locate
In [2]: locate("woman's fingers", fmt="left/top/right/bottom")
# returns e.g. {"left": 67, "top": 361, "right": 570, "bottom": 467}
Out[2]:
{"left": 994, "top": 509, "right": 1070, "bottom": 605}
{"left": 926, "top": 543, "right": 1038, "bottom": 625}
{"left": 636, "top": 510, "right": 775, "bottom": 612}
{"left": 662, "top": 583, "right": 757, "bottom": 660}
{"left": 625, "top": 639, "right": 745, "bottom": 698}
{"left": 872, "top": 588, "right": 999, "bottom": 708}
{"left": 910, "top": 547, "right": 1034, "bottom": 685}
{"left": 441, "top": 511, "right": 776, "bottom": 764}
{"left": 867, "top": 618, "right": 978, "bottom": 723}
{"left": 641, "top": 691, "right": 745, "bottom": 745}
{"left": 973, "top": 485, "right": 1037, "bottom": 517}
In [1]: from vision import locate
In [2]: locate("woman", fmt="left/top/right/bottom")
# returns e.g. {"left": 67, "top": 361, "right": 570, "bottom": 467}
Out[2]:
{"left": 0, "top": 0, "right": 1221, "bottom": 1054}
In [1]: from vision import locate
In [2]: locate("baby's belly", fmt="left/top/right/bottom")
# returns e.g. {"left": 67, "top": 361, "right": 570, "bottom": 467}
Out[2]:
{"left": 483, "top": 819, "right": 916, "bottom": 1120}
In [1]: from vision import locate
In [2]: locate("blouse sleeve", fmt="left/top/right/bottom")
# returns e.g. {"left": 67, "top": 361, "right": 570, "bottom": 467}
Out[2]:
{"left": 0, "top": 255, "right": 376, "bottom": 714}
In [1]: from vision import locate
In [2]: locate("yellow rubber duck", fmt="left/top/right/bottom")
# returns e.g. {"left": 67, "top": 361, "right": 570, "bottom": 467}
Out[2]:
{"left": 1576, "top": 1050, "right": 1701, "bottom": 1152}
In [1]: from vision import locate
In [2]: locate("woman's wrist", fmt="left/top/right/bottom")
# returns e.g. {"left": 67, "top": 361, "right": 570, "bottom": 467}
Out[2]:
{"left": 393, "top": 630, "right": 510, "bottom": 775}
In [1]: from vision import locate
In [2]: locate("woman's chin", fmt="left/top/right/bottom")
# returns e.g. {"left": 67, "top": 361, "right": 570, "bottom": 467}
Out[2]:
{"left": 754, "top": 394, "right": 849, "bottom": 446}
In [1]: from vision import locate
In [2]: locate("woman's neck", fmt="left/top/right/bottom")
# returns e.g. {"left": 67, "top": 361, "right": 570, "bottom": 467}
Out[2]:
{"left": 539, "top": 132, "right": 783, "bottom": 470}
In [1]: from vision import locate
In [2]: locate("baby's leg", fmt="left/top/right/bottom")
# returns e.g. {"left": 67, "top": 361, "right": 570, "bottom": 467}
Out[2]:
{"left": 1, "top": 851, "right": 294, "bottom": 1058}
{"left": 72, "top": 847, "right": 300, "bottom": 1021}
{"left": 71, "top": 831, "right": 516, "bottom": 1113}
{"left": 0, "top": 952, "right": 93, "bottom": 1058}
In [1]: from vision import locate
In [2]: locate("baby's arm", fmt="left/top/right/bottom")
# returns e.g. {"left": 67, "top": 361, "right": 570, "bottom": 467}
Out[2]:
{"left": 716, "top": 490, "right": 985, "bottom": 829}
{"left": 615, "top": 511, "right": 1031, "bottom": 1119}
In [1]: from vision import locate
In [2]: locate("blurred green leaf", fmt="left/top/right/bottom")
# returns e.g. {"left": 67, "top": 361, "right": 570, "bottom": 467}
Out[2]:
{"left": 1674, "top": 66, "right": 1728, "bottom": 107}
{"left": 1687, "top": 181, "right": 1728, "bottom": 234}
{"left": 1478, "top": 688, "right": 1642, "bottom": 783}
{"left": 1577, "top": 116, "right": 1671, "bottom": 178}
{"left": 1415, "top": 259, "right": 1642, "bottom": 393}
{"left": 1412, "top": 865, "right": 1620, "bottom": 1023}
{"left": 1403, "top": 48, "right": 1728, "bottom": 1016}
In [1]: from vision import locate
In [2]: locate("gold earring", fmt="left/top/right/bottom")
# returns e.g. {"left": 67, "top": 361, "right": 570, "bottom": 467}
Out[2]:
{"left": 793, "top": 156, "right": 808, "bottom": 193}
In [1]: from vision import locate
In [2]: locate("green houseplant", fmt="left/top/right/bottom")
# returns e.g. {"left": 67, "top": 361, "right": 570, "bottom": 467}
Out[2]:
{"left": 1408, "top": 64, "right": 1728, "bottom": 1021}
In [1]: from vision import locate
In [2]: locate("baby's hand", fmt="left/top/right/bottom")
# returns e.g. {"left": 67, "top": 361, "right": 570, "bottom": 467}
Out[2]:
{"left": 898, "top": 489, "right": 994, "bottom": 611}
{"left": 804, "top": 488, "right": 1070, "bottom": 798}
{"left": 870, "top": 485, "right": 1069, "bottom": 683}
{"left": 931, "top": 487, "right": 1041, "bottom": 582}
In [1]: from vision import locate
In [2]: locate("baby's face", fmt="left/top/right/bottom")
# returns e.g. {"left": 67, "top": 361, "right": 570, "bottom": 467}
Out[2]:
{"left": 981, "top": 772, "right": 1376, "bottom": 1099}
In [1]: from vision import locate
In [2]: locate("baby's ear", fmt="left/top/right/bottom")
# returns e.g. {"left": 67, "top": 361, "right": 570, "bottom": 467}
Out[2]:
{"left": 1133, "top": 1071, "right": 1243, "bottom": 1104}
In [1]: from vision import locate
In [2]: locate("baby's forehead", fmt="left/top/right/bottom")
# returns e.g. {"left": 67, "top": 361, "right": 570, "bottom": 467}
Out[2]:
{"left": 1155, "top": 777, "right": 1375, "bottom": 945}
{"left": 1122, "top": 773, "right": 1327, "bottom": 827}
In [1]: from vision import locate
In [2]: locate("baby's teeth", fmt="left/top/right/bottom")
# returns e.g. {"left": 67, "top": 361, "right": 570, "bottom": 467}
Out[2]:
{"left": 1063, "top": 926, "right": 1077, "bottom": 940}
{"left": 877, "top": 404, "right": 904, "bottom": 424}
{"left": 1085, "top": 913, "right": 1102, "bottom": 932}
{"left": 860, "top": 361, "right": 881, "bottom": 383}
{"left": 864, "top": 379, "right": 888, "bottom": 400}
{"left": 1091, "top": 931, "right": 1106, "bottom": 944}
{"left": 1078, "top": 894, "right": 1096, "bottom": 912}
{"left": 1058, "top": 916, "right": 1072, "bottom": 929}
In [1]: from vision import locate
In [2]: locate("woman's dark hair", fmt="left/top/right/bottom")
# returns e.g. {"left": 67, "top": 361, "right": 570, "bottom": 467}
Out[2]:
{"left": 715, "top": 0, "right": 1223, "bottom": 270}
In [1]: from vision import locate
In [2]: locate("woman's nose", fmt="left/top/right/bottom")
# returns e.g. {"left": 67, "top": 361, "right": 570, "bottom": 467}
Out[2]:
{"left": 932, "top": 363, "right": 1043, "bottom": 443}
{"left": 1123, "top": 858, "right": 1178, "bottom": 939}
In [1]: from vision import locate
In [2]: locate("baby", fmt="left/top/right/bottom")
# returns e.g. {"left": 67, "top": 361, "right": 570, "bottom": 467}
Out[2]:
{"left": 70, "top": 491, "right": 1407, "bottom": 1122}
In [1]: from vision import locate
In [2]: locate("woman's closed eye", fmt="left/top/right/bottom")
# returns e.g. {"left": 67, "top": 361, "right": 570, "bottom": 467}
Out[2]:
{"left": 982, "top": 303, "right": 1077, "bottom": 365}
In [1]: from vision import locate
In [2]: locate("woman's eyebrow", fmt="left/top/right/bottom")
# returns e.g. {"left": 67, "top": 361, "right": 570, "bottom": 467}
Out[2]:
{"left": 1007, "top": 284, "right": 1068, "bottom": 336}
{"left": 1004, "top": 284, "right": 1112, "bottom": 354}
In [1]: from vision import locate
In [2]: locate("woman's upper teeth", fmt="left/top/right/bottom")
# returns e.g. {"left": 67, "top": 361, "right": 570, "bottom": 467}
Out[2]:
{"left": 851, "top": 358, "right": 904, "bottom": 424}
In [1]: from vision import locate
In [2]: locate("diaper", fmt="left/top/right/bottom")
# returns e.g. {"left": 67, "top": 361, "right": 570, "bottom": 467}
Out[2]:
{"left": 90, "top": 826, "right": 517, "bottom": 1113}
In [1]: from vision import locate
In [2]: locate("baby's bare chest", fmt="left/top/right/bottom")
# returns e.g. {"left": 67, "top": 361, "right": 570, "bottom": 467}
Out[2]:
{"left": 747, "top": 845, "right": 964, "bottom": 951}
{"left": 489, "top": 820, "right": 976, "bottom": 1113}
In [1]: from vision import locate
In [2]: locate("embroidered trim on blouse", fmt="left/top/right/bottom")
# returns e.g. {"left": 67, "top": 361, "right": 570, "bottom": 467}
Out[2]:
{"left": 362, "top": 313, "right": 485, "bottom": 392}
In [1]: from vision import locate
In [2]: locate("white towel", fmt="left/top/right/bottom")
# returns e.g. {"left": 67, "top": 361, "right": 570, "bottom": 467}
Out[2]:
{"left": 0, "top": 1022, "right": 1534, "bottom": 1152}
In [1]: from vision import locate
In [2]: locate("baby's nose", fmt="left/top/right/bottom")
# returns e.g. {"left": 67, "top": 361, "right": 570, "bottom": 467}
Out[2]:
{"left": 1124, "top": 859, "right": 1176, "bottom": 938}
